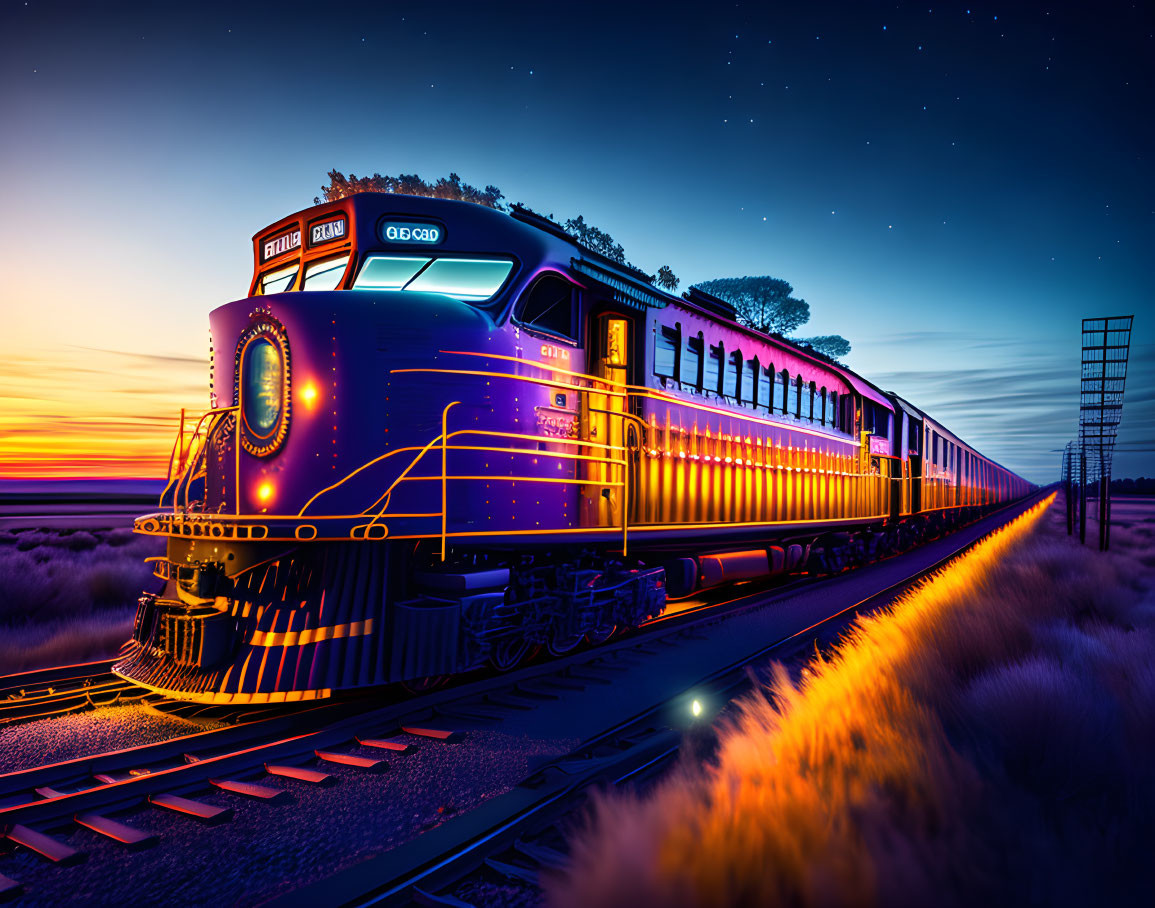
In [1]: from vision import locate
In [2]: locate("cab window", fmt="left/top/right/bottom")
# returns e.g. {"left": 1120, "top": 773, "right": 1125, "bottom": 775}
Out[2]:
{"left": 404, "top": 258, "right": 513, "bottom": 302}
{"left": 518, "top": 274, "right": 578, "bottom": 340}
{"left": 352, "top": 255, "right": 513, "bottom": 303}
{"left": 302, "top": 256, "right": 349, "bottom": 292}
{"left": 259, "top": 265, "right": 298, "bottom": 295}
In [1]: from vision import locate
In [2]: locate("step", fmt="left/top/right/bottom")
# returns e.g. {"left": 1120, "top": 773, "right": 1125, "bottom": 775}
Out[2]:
{"left": 148, "top": 792, "right": 233, "bottom": 824}
{"left": 314, "top": 751, "right": 387, "bottom": 772}
{"left": 209, "top": 778, "right": 291, "bottom": 803}
{"left": 265, "top": 764, "right": 335, "bottom": 785}
{"left": 3, "top": 824, "right": 85, "bottom": 865}
{"left": 74, "top": 813, "right": 157, "bottom": 849}
{"left": 34, "top": 786, "right": 68, "bottom": 800}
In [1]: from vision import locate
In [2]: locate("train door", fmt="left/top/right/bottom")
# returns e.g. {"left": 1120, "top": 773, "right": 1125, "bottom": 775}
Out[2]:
{"left": 889, "top": 457, "right": 903, "bottom": 521}
{"left": 582, "top": 313, "right": 631, "bottom": 529}
{"left": 909, "top": 454, "right": 923, "bottom": 514}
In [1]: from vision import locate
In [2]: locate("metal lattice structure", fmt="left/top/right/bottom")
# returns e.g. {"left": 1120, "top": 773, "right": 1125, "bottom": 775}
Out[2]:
{"left": 1066, "top": 315, "right": 1134, "bottom": 549}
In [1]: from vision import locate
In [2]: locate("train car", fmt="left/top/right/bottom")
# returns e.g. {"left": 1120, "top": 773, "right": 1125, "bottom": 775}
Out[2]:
{"left": 116, "top": 193, "right": 1032, "bottom": 703}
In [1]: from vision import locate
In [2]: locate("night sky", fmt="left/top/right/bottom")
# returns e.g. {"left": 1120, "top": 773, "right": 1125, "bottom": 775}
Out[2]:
{"left": 0, "top": 1, "right": 1151, "bottom": 481}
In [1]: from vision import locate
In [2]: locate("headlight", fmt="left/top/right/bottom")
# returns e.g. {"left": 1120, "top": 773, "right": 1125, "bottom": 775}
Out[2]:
{"left": 236, "top": 317, "right": 290, "bottom": 457}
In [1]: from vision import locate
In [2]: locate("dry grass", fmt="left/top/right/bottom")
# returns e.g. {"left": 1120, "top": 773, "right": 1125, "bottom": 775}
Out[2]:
{"left": 0, "top": 528, "right": 162, "bottom": 673}
{"left": 550, "top": 495, "right": 1155, "bottom": 908}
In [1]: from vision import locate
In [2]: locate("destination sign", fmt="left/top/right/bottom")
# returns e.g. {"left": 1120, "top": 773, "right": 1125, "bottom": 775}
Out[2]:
{"left": 262, "top": 229, "right": 301, "bottom": 262}
{"left": 310, "top": 217, "right": 347, "bottom": 246}
{"left": 381, "top": 220, "right": 443, "bottom": 245}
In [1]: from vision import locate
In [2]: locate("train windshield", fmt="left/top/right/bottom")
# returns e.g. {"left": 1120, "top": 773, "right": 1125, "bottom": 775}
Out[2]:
{"left": 260, "top": 265, "right": 298, "bottom": 294}
{"left": 302, "top": 256, "right": 348, "bottom": 291}
{"left": 352, "top": 254, "right": 513, "bottom": 303}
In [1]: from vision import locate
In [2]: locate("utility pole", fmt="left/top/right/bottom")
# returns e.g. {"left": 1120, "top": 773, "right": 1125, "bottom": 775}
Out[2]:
{"left": 1075, "top": 315, "right": 1133, "bottom": 551}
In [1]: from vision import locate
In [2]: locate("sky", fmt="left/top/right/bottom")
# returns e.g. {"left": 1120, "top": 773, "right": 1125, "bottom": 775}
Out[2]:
{"left": 0, "top": 0, "right": 1151, "bottom": 483}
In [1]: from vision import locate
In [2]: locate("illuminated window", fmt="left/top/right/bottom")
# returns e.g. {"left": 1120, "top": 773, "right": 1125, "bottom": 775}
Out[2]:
{"left": 354, "top": 255, "right": 431, "bottom": 290}
{"left": 682, "top": 335, "right": 703, "bottom": 389}
{"left": 705, "top": 345, "right": 722, "bottom": 394}
{"left": 654, "top": 325, "right": 679, "bottom": 378}
{"left": 352, "top": 255, "right": 513, "bottom": 303}
{"left": 520, "top": 274, "right": 577, "bottom": 340}
{"left": 724, "top": 352, "right": 740, "bottom": 400}
{"left": 829, "top": 391, "right": 838, "bottom": 429}
{"left": 405, "top": 258, "right": 513, "bottom": 301}
{"left": 742, "top": 358, "right": 758, "bottom": 407}
{"left": 777, "top": 371, "right": 789, "bottom": 414}
{"left": 302, "top": 256, "right": 349, "bottom": 292}
{"left": 806, "top": 382, "right": 817, "bottom": 422}
{"left": 260, "top": 265, "right": 298, "bottom": 295}
{"left": 758, "top": 366, "right": 772, "bottom": 412}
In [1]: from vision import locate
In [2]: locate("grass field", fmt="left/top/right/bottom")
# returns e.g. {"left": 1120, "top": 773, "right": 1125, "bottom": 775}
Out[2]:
{"left": 550, "top": 495, "right": 1155, "bottom": 908}
{"left": 0, "top": 528, "right": 163, "bottom": 674}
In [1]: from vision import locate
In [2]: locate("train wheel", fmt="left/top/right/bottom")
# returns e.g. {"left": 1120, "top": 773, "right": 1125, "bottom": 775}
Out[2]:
{"left": 586, "top": 624, "right": 617, "bottom": 645}
{"left": 491, "top": 638, "right": 532, "bottom": 672}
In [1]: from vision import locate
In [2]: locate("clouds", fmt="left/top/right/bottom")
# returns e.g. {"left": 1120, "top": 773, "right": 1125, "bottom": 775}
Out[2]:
{"left": 0, "top": 346, "right": 204, "bottom": 478}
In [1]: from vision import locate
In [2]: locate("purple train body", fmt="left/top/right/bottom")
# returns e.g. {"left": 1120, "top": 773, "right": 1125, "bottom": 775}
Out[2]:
{"left": 116, "top": 194, "right": 1032, "bottom": 703}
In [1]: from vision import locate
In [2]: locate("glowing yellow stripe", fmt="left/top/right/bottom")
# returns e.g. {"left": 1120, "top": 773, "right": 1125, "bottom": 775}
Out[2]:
{"left": 249, "top": 618, "right": 374, "bottom": 648}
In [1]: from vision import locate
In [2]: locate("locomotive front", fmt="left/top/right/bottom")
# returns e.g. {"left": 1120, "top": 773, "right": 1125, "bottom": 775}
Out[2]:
{"left": 117, "top": 195, "right": 578, "bottom": 702}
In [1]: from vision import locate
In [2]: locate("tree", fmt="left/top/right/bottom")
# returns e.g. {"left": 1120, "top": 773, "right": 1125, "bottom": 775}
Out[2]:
{"left": 695, "top": 275, "right": 851, "bottom": 362}
{"left": 316, "top": 170, "right": 506, "bottom": 210}
{"left": 796, "top": 335, "right": 852, "bottom": 359}
{"left": 562, "top": 215, "right": 627, "bottom": 264}
{"left": 655, "top": 266, "right": 680, "bottom": 291}
{"left": 694, "top": 276, "right": 810, "bottom": 334}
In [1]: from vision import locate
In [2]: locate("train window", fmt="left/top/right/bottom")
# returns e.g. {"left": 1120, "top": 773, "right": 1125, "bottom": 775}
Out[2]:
{"left": 724, "top": 352, "right": 740, "bottom": 400}
{"left": 259, "top": 265, "right": 298, "bottom": 295}
{"left": 519, "top": 274, "right": 577, "bottom": 340}
{"left": 758, "top": 366, "right": 772, "bottom": 412}
{"left": 353, "top": 255, "right": 430, "bottom": 290}
{"left": 806, "top": 383, "right": 817, "bottom": 422}
{"left": 682, "top": 335, "right": 703, "bottom": 389}
{"left": 777, "top": 371, "right": 789, "bottom": 414}
{"left": 654, "top": 325, "right": 679, "bottom": 378}
{"left": 705, "top": 345, "right": 722, "bottom": 394}
{"left": 828, "top": 391, "right": 837, "bottom": 428}
{"left": 794, "top": 376, "right": 803, "bottom": 419}
{"left": 302, "top": 256, "right": 348, "bottom": 292}
{"left": 742, "top": 359, "right": 757, "bottom": 407}
{"left": 405, "top": 258, "right": 514, "bottom": 302}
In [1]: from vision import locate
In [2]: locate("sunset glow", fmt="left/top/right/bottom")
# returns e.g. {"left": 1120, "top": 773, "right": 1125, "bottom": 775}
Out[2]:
{"left": 0, "top": 347, "right": 204, "bottom": 478}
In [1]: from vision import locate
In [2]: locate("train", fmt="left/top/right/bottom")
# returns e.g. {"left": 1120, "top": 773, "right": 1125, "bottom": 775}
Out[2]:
{"left": 115, "top": 193, "right": 1033, "bottom": 703}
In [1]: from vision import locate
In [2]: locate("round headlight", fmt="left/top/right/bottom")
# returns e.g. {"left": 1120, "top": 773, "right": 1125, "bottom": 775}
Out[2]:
{"left": 236, "top": 317, "right": 290, "bottom": 457}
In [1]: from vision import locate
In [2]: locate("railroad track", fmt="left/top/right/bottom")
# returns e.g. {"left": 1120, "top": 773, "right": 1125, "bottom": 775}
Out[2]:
{"left": 0, "top": 492, "right": 1051, "bottom": 903}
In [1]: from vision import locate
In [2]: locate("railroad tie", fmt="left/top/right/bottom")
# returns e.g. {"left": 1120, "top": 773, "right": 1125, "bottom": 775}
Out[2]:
{"left": 264, "top": 763, "right": 335, "bottom": 785}
{"left": 73, "top": 813, "right": 157, "bottom": 849}
{"left": 400, "top": 726, "right": 462, "bottom": 743}
{"left": 484, "top": 857, "right": 539, "bottom": 885}
{"left": 209, "top": 778, "right": 292, "bottom": 803}
{"left": 148, "top": 792, "right": 233, "bottom": 824}
{"left": 314, "top": 750, "right": 387, "bottom": 772}
{"left": 355, "top": 736, "right": 415, "bottom": 754}
{"left": 2, "top": 824, "right": 85, "bottom": 865}
{"left": 0, "top": 871, "right": 21, "bottom": 901}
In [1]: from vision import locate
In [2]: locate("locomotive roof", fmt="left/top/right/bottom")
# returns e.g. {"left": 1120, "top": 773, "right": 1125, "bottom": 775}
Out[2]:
{"left": 252, "top": 194, "right": 957, "bottom": 433}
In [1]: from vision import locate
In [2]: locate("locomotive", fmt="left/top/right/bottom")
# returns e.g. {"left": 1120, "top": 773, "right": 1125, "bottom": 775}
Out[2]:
{"left": 116, "top": 193, "right": 1032, "bottom": 703}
